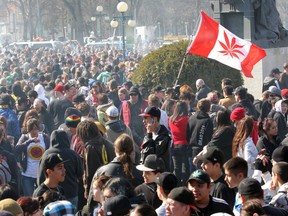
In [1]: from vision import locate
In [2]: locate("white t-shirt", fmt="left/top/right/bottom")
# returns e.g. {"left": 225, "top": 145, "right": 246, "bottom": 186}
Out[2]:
{"left": 22, "top": 133, "right": 45, "bottom": 178}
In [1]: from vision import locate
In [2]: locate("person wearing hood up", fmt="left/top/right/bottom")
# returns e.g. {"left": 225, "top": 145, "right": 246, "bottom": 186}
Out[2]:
{"left": 272, "top": 99, "right": 288, "bottom": 141}
{"left": 36, "top": 129, "right": 83, "bottom": 209}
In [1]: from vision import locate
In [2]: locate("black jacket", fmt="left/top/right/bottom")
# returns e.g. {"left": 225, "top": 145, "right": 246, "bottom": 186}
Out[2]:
{"left": 256, "top": 134, "right": 281, "bottom": 159}
{"left": 207, "top": 126, "right": 235, "bottom": 163}
{"left": 37, "top": 130, "right": 83, "bottom": 199}
{"left": 187, "top": 110, "right": 213, "bottom": 157}
{"left": 140, "top": 125, "right": 171, "bottom": 172}
{"left": 135, "top": 183, "right": 162, "bottom": 209}
{"left": 95, "top": 157, "right": 143, "bottom": 187}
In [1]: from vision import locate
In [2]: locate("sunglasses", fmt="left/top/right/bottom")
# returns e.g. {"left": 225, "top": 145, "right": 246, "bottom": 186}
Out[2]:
{"left": 130, "top": 93, "right": 137, "bottom": 96}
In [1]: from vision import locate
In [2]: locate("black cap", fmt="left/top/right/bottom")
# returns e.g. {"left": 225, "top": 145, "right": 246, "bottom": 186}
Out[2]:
{"left": 271, "top": 68, "right": 281, "bottom": 74}
{"left": 139, "top": 106, "right": 161, "bottom": 119}
{"left": 155, "top": 172, "right": 178, "bottom": 195}
{"left": 136, "top": 154, "right": 165, "bottom": 172}
{"left": 154, "top": 85, "right": 165, "bottom": 92}
{"left": 42, "top": 153, "right": 68, "bottom": 170}
{"left": 238, "top": 178, "right": 262, "bottom": 195}
{"left": 233, "top": 86, "right": 247, "bottom": 96}
{"left": 272, "top": 146, "right": 288, "bottom": 163}
{"left": 129, "top": 86, "right": 140, "bottom": 95}
{"left": 187, "top": 169, "right": 211, "bottom": 184}
{"left": 168, "top": 187, "right": 195, "bottom": 206}
{"left": 104, "top": 195, "right": 132, "bottom": 216}
{"left": 198, "top": 147, "right": 224, "bottom": 166}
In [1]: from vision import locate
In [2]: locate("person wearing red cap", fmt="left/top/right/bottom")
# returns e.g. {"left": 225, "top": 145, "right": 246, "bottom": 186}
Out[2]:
{"left": 47, "top": 84, "right": 73, "bottom": 129}
{"left": 231, "top": 107, "right": 259, "bottom": 144}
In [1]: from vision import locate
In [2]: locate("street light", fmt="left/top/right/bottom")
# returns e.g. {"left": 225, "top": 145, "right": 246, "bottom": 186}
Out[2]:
{"left": 111, "top": 1, "right": 136, "bottom": 59}
{"left": 91, "top": 5, "right": 105, "bottom": 39}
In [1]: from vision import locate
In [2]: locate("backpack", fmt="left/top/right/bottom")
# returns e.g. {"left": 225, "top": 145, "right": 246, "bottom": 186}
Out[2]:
{"left": 0, "top": 154, "right": 11, "bottom": 185}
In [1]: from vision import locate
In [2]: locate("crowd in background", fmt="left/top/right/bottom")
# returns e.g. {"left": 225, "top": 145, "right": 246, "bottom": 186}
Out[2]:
{"left": 0, "top": 43, "right": 287, "bottom": 215}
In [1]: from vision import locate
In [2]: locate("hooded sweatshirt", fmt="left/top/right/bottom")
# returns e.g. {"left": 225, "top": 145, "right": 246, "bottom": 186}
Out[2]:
{"left": 36, "top": 130, "right": 83, "bottom": 199}
{"left": 105, "top": 119, "right": 133, "bottom": 144}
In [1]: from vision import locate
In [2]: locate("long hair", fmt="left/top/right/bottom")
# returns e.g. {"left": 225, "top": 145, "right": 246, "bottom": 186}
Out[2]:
{"left": 170, "top": 101, "right": 188, "bottom": 123}
{"left": 232, "top": 116, "right": 254, "bottom": 157}
{"left": 17, "top": 196, "right": 40, "bottom": 216}
{"left": 22, "top": 109, "right": 40, "bottom": 132}
{"left": 114, "top": 134, "right": 134, "bottom": 179}
{"left": 76, "top": 120, "right": 102, "bottom": 144}
{"left": 258, "top": 118, "right": 276, "bottom": 137}
{"left": 213, "top": 109, "right": 232, "bottom": 137}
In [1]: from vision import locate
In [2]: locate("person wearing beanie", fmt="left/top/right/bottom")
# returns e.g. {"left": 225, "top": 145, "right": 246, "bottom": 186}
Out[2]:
{"left": 65, "top": 114, "right": 82, "bottom": 154}
{"left": 36, "top": 131, "right": 83, "bottom": 208}
{"left": 0, "top": 198, "right": 23, "bottom": 216}
{"left": 121, "top": 86, "right": 148, "bottom": 146}
{"left": 231, "top": 107, "right": 259, "bottom": 145}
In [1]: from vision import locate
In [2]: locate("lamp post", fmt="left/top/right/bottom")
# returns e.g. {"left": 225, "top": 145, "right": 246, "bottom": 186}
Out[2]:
{"left": 110, "top": 1, "right": 136, "bottom": 59}
{"left": 91, "top": 5, "right": 105, "bottom": 39}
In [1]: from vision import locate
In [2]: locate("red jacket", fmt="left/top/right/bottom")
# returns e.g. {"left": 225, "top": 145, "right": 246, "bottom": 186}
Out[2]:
{"left": 169, "top": 116, "right": 189, "bottom": 145}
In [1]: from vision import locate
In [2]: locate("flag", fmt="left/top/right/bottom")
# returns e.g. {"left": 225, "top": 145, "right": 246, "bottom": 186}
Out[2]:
{"left": 187, "top": 11, "right": 266, "bottom": 78}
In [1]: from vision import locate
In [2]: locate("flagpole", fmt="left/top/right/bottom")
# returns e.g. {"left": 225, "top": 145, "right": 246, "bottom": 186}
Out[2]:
{"left": 173, "top": 13, "right": 201, "bottom": 87}
{"left": 174, "top": 53, "right": 187, "bottom": 87}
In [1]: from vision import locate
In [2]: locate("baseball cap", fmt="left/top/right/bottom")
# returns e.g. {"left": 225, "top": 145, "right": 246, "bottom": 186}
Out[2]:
{"left": 271, "top": 68, "right": 281, "bottom": 74}
{"left": 104, "top": 195, "right": 132, "bottom": 216}
{"left": 268, "top": 86, "right": 281, "bottom": 97}
{"left": 272, "top": 145, "right": 288, "bottom": 163}
{"left": 198, "top": 147, "right": 224, "bottom": 166}
{"left": 139, "top": 106, "right": 161, "bottom": 119}
{"left": 187, "top": 169, "right": 211, "bottom": 184}
{"left": 129, "top": 86, "right": 140, "bottom": 95}
{"left": 42, "top": 153, "right": 68, "bottom": 170}
{"left": 106, "top": 106, "right": 119, "bottom": 117}
{"left": 238, "top": 178, "right": 262, "bottom": 195}
{"left": 233, "top": 86, "right": 247, "bottom": 96}
{"left": 136, "top": 154, "right": 165, "bottom": 172}
{"left": 154, "top": 85, "right": 165, "bottom": 92}
{"left": 54, "top": 84, "right": 65, "bottom": 94}
{"left": 168, "top": 187, "right": 195, "bottom": 206}
{"left": 155, "top": 172, "right": 178, "bottom": 195}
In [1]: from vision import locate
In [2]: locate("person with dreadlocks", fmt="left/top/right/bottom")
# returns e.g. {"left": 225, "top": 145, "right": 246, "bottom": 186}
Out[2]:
{"left": 76, "top": 120, "right": 115, "bottom": 198}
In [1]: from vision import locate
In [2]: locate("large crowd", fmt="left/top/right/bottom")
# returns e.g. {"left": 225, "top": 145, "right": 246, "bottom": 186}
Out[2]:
{"left": 0, "top": 43, "right": 287, "bottom": 216}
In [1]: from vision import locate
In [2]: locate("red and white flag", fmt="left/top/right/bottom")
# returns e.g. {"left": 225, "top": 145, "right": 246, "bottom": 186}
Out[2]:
{"left": 188, "top": 11, "right": 266, "bottom": 78}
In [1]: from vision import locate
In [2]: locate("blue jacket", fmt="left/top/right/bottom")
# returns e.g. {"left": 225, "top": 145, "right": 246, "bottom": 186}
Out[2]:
{"left": 0, "top": 107, "right": 21, "bottom": 142}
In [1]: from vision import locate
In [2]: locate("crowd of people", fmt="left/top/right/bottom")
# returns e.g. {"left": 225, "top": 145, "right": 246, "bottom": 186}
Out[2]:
{"left": 0, "top": 43, "right": 287, "bottom": 216}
